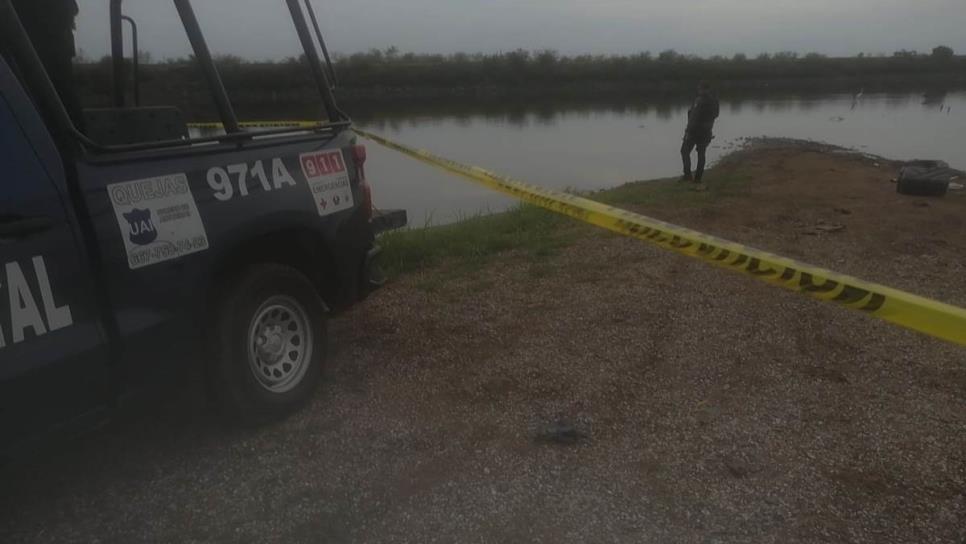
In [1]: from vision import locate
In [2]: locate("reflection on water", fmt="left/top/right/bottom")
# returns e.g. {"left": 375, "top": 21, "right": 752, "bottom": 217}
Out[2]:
{"left": 921, "top": 90, "right": 948, "bottom": 107}
{"left": 885, "top": 94, "right": 914, "bottom": 109}
{"left": 351, "top": 92, "right": 966, "bottom": 225}
{"left": 195, "top": 92, "right": 966, "bottom": 225}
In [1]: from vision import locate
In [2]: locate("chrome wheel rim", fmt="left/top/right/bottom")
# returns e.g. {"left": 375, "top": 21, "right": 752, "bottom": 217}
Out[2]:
{"left": 248, "top": 295, "right": 313, "bottom": 393}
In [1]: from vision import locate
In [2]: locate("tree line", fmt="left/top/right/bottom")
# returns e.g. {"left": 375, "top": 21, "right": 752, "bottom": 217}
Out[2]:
{"left": 74, "top": 46, "right": 963, "bottom": 111}
{"left": 321, "top": 46, "right": 962, "bottom": 87}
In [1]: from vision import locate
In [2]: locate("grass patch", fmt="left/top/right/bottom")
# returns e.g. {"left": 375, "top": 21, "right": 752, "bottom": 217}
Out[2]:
{"left": 379, "top": 166, "right": 753, "bottom": 278}
{"left": 379, "top": 203, "right": 578, "bottom": 276}
{"left": 592, "top": 171, "right": 752, "bottom": 208}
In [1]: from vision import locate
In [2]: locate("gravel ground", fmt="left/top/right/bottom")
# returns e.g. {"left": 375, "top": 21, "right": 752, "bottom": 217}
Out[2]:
{"left": 1, "top": 144, "right": 964, "bottom": 543}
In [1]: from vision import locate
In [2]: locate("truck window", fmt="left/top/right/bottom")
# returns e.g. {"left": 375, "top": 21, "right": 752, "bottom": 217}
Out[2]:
{"left": 2, "top": 0, "right": 344, "bottom": 153}
{"left": 187, "top": 2, "right": 334, "bottom": 130}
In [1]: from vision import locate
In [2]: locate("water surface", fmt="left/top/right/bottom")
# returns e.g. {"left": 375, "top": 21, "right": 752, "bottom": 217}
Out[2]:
{"left": 351, "top": 92, "right": 965, "bottom": 225}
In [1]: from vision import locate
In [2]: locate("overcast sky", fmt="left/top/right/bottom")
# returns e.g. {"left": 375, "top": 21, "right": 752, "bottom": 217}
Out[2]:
{"left": 73, "top": 0, "right": 966, "bottom": 61}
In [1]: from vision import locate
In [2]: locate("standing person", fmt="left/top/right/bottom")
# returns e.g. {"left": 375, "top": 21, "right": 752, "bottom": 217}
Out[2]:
{"left": 680, "top": 81, "right": 720, "bottom": 186}
{"left": 11, "top": 0, "right": 84, "bottom": 129}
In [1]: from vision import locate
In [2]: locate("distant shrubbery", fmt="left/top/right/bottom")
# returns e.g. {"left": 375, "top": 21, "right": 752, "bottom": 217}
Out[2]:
{"left": 313, "top": 46, "right": 963, "bottom": 87}
{"left": 74, "top": 46, "right": 964, "bottom": 114}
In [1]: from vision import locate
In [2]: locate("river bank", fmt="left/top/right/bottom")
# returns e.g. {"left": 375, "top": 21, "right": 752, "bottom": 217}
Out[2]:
{"left": 378, "top": 138, "right": 965, "bottom": 279}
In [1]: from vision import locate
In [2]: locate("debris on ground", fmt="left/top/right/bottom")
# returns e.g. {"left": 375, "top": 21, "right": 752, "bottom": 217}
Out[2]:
{"left": 896, "top": 160, "right": 964, "bottom": 198}
{"left": 797, "top": 221, "right": 846, "bottom": 235}
{"left": 534, "top": 420, "right": 587, "bottom": 446}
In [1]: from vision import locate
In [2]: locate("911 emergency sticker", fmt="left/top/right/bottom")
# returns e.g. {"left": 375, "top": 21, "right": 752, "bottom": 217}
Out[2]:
{"left": 299, "top": 149, "right": 354, "bottom": 217}
{"left": 108, "top": 174, "right": 210, "bottom": 270}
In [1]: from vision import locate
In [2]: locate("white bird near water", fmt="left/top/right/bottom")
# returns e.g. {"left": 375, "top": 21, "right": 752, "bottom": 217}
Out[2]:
{"left": 850, "top": 88, "right": 864, "bottom": 110}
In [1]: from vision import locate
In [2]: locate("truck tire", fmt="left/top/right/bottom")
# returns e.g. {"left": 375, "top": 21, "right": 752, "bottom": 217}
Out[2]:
{"left": 209, "top": 264, "right": 327, "bottom": 422}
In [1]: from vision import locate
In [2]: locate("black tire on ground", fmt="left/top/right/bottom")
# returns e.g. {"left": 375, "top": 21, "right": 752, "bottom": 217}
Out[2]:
{"left": 208, "top": 264, "right": 327, "bottom": 423}
{"left": 896, "top": 164, "right": 951, "bottom": 197}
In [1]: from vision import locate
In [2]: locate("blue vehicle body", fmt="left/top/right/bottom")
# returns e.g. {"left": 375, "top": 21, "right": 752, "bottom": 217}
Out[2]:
{"left": 0, "top": 26, "right": 395, "bottom": 454}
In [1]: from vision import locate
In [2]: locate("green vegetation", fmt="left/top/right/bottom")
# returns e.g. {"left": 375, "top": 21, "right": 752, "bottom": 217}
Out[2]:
{"left": 377, "top": 169, "right": 752, "bottom": 278}
{"left": 593, "top": 171, "right": 752, "bottom": 208}
{"left": 377, "top": 203, "right": 575, "bottom": 277}
{"left": 77, "top": 46, "right": 965, "bottom": 113}
{"left": 323, "top": 46, "right": 963, "bottom": 88}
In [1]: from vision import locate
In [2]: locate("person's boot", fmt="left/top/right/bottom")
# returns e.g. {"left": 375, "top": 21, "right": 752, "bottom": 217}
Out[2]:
{"left": 679, "top": 173, "right": 693, "bottom": 182}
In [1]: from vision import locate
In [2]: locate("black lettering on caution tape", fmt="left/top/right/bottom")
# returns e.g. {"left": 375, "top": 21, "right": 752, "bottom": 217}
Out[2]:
{"left": 355, "top": 128, "right": 966, "bottom": 346}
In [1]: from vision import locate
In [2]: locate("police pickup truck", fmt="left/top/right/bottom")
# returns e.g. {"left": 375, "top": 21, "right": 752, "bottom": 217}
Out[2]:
{"left": 1, "top": 0, "right": 404, "bottom": 456}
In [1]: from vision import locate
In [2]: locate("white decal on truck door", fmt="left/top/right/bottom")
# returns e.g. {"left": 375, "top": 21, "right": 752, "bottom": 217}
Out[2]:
{"left": 206, "top": 158, "right": 296, "bottom": 201}
{"left": 0, "top": 256, "right": 74, "bottom": 348}
{"left": 6, "top": 261, "right": 46, "bottom": 343}
{"left": 108, "top": 174, "right": 210, "bottom": 270}
{"left": 271, "top": 158, "right": 296, "bottom": 189}
{"left": 299, "top": 150, "right": 354, "bottom": 217}
{"left": 33, "top": 256, "right": 73, "bottom": 331}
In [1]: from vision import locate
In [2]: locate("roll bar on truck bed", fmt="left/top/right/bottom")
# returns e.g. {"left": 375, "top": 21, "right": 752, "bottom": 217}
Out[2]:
{"left": 1, "top": 0, "right": 348, "bottom": 154}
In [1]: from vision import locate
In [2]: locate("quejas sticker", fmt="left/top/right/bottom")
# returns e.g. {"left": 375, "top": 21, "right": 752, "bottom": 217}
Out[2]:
{"left": 108, "top": 174, "right": 210, "bottom": 270}
{"left": 299, "top": 149, "right": 354, "bottom": 217}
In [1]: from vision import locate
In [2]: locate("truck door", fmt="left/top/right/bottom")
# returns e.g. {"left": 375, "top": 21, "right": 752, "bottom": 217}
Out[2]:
{"left": 0, "top": 56, "right": 110, "bottom": 452}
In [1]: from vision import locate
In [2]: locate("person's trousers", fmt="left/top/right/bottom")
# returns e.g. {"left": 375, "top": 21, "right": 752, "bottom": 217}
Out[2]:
{"left": 681, "top": 132, "right": 712, "bottom": 181}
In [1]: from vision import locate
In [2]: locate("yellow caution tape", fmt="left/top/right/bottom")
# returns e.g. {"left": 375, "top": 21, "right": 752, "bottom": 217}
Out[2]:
{"left": 187, "top": 120, "right": 323, "bottom": 130}
{"left": 355, "top": 127, "right": 966, "bottom": 347}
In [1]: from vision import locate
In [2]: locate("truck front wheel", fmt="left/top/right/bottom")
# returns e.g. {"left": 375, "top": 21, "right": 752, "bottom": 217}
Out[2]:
{"left": 209, "top": 264, "right": 327, "bottom": 422}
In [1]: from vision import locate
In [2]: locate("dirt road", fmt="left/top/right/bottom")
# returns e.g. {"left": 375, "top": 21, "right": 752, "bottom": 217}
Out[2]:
{"left": 2, "top": 142, "right": 964, "bottom": 543}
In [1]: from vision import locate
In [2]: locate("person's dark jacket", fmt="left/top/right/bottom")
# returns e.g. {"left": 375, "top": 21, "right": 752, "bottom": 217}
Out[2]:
{"left": 12, "top": 0, "right": 79, "bottom": 60}
{"left": 686, "top": 91, "right": 720, "bottom": 139}
{"left": 11, "top": 0, "right": 83, "bottom": 127}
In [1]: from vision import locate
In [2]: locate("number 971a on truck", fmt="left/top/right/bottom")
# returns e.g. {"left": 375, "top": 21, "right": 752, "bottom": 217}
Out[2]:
{"left": 0, "top": 0, "right": 406, "bottom": 457}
